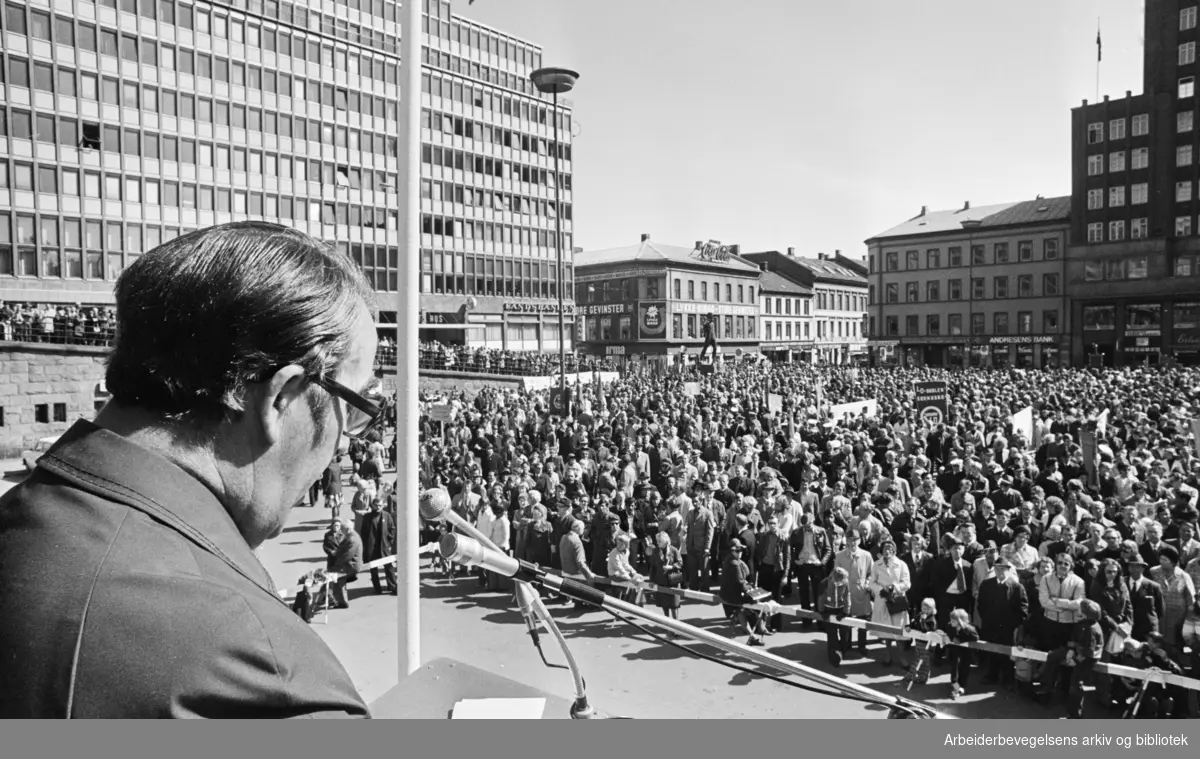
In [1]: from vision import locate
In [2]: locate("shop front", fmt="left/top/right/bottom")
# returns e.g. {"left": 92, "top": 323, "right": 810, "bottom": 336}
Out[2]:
{"left": 1121, "top": 303, "right": 1163, "bottom": 366}
{"left": 984, "top": 335, "right": 1061, "bottom": 369}
{"left": 868, "top": 340, "right": 900, "bottom": 367}
{"left": 1169, "top": 301, "right": 1200, "bottom": 366}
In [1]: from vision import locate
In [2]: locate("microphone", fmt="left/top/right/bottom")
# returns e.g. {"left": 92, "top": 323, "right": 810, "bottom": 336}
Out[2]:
{"left": 420, "top": 488, "right": 497, "bottom": 548}
{"left": 439, "top": 533, "right": 540, "bottom": 581}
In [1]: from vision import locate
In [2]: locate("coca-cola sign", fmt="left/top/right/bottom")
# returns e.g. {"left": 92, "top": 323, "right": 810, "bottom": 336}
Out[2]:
{"left": 694, "top": 240, "right": 735, "bottom": 262}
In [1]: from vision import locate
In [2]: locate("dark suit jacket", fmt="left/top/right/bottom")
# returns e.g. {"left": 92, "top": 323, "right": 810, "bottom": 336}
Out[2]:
{"left": 1127, "top": 576, "right": 1164, "bottom": 641}
{"left": 977, "top": 576, "right": 1028, "bottom": 641}
{"left": 360, "top": 509, "right": 395, "bottom": 562}
{"left": 0, "top": 421, "right": 369, "bottom": 718}
{"left": 902, "top": 550, "right": 935, "bottom": 605}
{"left": 929, "top": 556, "right": 975, "bottom": 598}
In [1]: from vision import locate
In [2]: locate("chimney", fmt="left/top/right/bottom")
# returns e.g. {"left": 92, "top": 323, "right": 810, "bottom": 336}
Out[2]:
{"left": 1103, "top": 95, "right": 1109, "bottom": 102}
{"left": 835, "top": 249, "right": 841, "bottom": 256}
{"left": 962, "top": 200, "right": 970, "bottom": 211}
{"left": 920, "top": 205, "right": 927, "bottom": 216}
{"left": 1126, "top": 90, "right": 1132, "bottom": 98}
{"left": 641, "top": 233, "right": 650, "bottom": 242}
{"left": 787, "top": 247, "right": 795, "bottom": 257}
{"left": 695, "top": 240, "right": 703, "bottom": 249}
{"left": 817, "top": 253, "right": 827, "bottom": 261}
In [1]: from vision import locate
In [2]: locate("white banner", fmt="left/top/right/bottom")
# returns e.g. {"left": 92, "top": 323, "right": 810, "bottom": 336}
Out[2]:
{"left": 683, "top": 382, "right": 701, "bottom": 397}
{"left": 1096, "top": 409, "right": 1109, "bottom": 436}
{"left": 1011, "top": 406, "right": 1034, "bottom": 442}
{"left": 828, "top": 399, "right": 878, "bottom": 422}
{"left": 522, "top": 372, "right": 619, "bottom": 392}
{"left": 1192, "top": 419, "right": 1200, "bottom": 458}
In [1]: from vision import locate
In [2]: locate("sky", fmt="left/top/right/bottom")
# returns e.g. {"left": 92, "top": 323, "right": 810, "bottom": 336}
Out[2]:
{"left": 461, "top": 0, "right": 1147, "bottom": 259}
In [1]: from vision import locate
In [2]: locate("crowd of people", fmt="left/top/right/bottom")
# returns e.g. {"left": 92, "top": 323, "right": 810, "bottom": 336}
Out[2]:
{"left": 0, "top": 301, "right": 116, "bottom": 345}
{"left": 417, "top": 361, "right": 1200, "bottom": 719}
{"left": 411, "top": 341, "right": 622, "bottom": 376}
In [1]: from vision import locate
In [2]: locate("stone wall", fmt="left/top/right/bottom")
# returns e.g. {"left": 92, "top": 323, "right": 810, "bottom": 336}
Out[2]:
{"left": 0, "top": 344, "right": 110, "bottom": 457}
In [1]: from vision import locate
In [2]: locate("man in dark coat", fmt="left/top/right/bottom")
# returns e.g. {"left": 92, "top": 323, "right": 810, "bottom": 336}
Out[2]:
{"left": 929, "top": 538, "right": 974, "bottom": 663}
{"left": 977, "top": 556, "right": 1029, "bottom": 686}
{"left": 360, "top": 495, "right": 397, "bottom": 594}
{"left": 0, "top": 223, "right": 374, "bottom": 718}
{"left": 323, "top": 520, "right": 344, "bottom": 571}
{"left": 902, "top": 533, "right": 935, "bottom": 610}
{"left": 720, "top": 539, "right": 765, "bottom": 646}
{"left": 1125, "top": 556, "right": 1164, "bottom": 641}
{"left": 329, "top": 522, "right": 364, "bottom": 609}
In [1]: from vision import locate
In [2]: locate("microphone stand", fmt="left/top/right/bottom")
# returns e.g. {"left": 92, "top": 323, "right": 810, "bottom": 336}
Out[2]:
{"left": 441, "top": 535, "right": 946, "bottom": 720}
{"left": 422, "top": 501, "right": 596, "bottom": 718}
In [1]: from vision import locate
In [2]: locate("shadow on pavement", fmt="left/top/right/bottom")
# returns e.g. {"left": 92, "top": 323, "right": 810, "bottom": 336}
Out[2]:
{"left": 282, "top": 556, "right": 326, "bottom": 565}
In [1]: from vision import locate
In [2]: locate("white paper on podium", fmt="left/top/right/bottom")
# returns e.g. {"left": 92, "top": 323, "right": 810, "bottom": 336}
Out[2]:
{"left": 451, "top": 698, "right": 546, "bottom": 720}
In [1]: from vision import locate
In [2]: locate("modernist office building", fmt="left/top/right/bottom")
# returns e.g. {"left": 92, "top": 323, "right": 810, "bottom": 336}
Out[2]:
{"left": 865, "top": 197, "right": 1071, "bottom": 369}
{"left": 0, "top": 0, "right": 574, "bottom": 353}
{"left": 1067, "top": 0, "right": 1200, "bottom": 365}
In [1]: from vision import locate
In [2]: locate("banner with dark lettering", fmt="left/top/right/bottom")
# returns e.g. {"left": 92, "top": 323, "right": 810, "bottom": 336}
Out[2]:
{"left": 913, "top": 381, "right": 949, "bottom": 426}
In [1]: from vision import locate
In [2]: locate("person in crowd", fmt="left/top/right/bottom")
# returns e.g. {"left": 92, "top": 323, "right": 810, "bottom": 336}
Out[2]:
{"left": 903, "top": 598, "right": 939, "bottom": 688}
{"left": 1039, "top": 553, "right": 1086, "bottom": 651}
{"left": 789, "top": 511, "right": 831, "bottom": 628}
{"left": 647, "top": 531, "right": 684, "bottom": 620}
{"left": 817, "top": 566, "right": 851, "bottom": 667}
{"left": 1036, "top": 599, "right": 1104, "bottom": 718}
{"left": 977, "top": 556, "right": 1028, "bottom": 688}
{"left": 834, "top": 528, "right": 874, "bottom": 656}
{"left": 930, "top": 537, "right": 973, "bottom": 663}
{"left": 945, "top": 608, "right": 979, "bottom": 700}
{"left": 1150, "top": 545, "right": 1196, "bottom": 654}
{"left": 1126, "top": 555, "right": 1165, "bottom": 642}
{"left": 755, "top": 512, "right": 791, "bottom": 633}
{"left": 360, "top": 492, "right": 397, "bottom": 595}
{"left": 328, "top": 520, "right": 363, "bottom": 610}
{"left": 869, "top": 539, "right": 911, "bottom": 666}
{"left": 720, "top": 538, "right": 767, "bottom": 647}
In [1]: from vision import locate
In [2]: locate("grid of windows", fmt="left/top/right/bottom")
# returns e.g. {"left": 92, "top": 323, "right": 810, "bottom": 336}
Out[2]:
{"left": 0, "top": 0, "right": 575, "bottom": 321}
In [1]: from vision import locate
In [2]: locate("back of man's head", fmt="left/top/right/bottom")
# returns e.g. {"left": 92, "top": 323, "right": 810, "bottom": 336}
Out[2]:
{"left": 106, "top": 222, "right": 374, "bottom": 430}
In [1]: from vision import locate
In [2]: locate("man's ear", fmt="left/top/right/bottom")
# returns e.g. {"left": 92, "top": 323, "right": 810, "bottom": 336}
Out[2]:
{"left": 255, "top": 364, "right": 309, "bottom": 446}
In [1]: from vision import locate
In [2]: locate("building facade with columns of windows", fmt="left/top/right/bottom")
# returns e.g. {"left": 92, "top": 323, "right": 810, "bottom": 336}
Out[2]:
{"left": 865, "top": 197, "right": 1071, "bottom": 369}
{"left": 756, "top": 268, "right": 813, "bottom": 363}
{"left": 0, "top": 0, "right": 574, "bottom": 358}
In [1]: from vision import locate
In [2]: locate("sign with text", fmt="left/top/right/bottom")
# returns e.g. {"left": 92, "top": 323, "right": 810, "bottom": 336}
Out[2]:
{"left": 428, "top": 404, "right": 455, "bottom": 423}
{"left": 638, "top": 302, "right": 667, "bottom": 340}
{"left": 829, "top": 399, "right": 878, "bottom": 422}
{"left": 579, "top": 303, "right": 632, "bottom": 316}
{"left": 683, "top": 382, "right": 701, "bottom": 397}
{"left": 693, "top": 240, "right": 736, "bottom": 262}
{"left": 913, "top": 381, "right": 949, "bottom": 426}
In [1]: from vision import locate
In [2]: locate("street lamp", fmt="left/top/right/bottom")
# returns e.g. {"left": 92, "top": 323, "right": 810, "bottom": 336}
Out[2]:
{"left": 960, "top": 219, "right": 982, "bottom": 369}
{"left": 530, "top": 66, "right": 579, "bottom": 405}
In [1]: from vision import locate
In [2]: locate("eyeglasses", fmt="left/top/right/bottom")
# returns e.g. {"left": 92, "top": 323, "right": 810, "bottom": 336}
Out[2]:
{"left": 312, "top": 374, "right": 385, "bottom": 439}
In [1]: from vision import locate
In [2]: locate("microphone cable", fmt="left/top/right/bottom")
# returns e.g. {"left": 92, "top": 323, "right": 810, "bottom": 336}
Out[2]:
{"left": 597, "top": 607, "right": 906, "bottom": 710}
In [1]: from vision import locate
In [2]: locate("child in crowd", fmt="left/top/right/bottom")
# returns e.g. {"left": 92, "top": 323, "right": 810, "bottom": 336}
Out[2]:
{"left": 903, "top": 598, "right": 938, "bottom": 689}
{"left": 945, "top": 608, "right": 979, "bottom": 699}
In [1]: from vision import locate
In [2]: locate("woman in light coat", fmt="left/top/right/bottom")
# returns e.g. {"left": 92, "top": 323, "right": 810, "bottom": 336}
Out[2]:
{"left": 869, "top": 539, "right": 912, "bottom": 666}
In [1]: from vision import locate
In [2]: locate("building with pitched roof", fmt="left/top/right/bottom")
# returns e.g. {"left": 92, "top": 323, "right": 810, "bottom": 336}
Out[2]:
{"left": 742, "top": 248, "right": 868, "bottom": 365}
{"left": 864, "top": 196, "right": 1071, "bottom": 369}
{"left": 573, "top": 234, "right": 762, "bottom": 363}
{"left": 756, "top": 269, "right": 813, "bottom": 362}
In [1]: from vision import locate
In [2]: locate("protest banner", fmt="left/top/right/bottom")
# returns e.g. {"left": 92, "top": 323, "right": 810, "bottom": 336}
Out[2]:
{"left": 1010, "top": 406, "right": 1034, "bottom": 442}
{"left": 767, "top": 393, "right": 783, "bottom": 414}
{"left": 1080, "top": 430, "right": 1099, "bottom": 489}
{"left": 428, "top": 404, "right": 454, "bottom": 423}
{"left": 683, "top": 382, "right": 701, "bottom": 397}
{"left": 912, "top": 381, "right": 949, "bottom": 426}
{"left": 1096, "top": 409, "right": 1109, "bottom": 436}
{"left": 829, "top": 399, "right": 878, "bottom": 423}
{"left": 1193, "top": 419, "right": 1200, "bottom": 457}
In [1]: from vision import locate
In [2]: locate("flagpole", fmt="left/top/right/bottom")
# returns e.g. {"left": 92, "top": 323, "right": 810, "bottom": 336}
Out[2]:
{"left": 1096, "top": 18, "right": 1101, "bottom": 103}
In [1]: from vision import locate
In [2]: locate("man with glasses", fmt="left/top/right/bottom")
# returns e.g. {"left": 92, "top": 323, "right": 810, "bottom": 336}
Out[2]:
{"left": 0, "top": 223, "right": 378, "bottom": 718}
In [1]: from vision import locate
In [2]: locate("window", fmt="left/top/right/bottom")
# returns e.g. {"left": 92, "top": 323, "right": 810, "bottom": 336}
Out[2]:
{"left": 53, "top": 403, "right": 67, "bottom": 423}
{"left": 1181, "top": 111, "right": 1195, "bottom": 133}
{"left": 1018, "top": 240, "right": 1033, "bottom": 262}
{"left": 1108, "top": 186, "right": 1126, "bottom": 207}
{"left": 994, "top": 276, "right": 1008, "bottom": 298}
{"left": 971, "top": 277, "right": 985, "bottom": 299}
{"left": 1132, "top": 182, "right": 1149, "bottom": 204}
{"left": 1017, "top": 312, "right": 1033, "bottom": 334}
{"left": 994, "top": 313, "right": 1009, "bottom": 335}
{"left": 906, "top": 315, "right": 918, "bottom": 336}
{"left": 1185, "top": 6, "right": 1198, "bottom": 30}
{"left": 1109, "top": 220, "right": 1126, "bottom": 241}
{"left": 1083, "top": 305, "right": 1116, "bottom": 330}
{"left": 1087, "top": 189, "right": 1104, "bottom": 210}
{"left": 994, "top": 242, "right": 1009, "bottom": 264}
{"left": 1183, "top": 42, "right": 1197, "bottom": 66}
{"left": 1087, "top": 122, "right": 1104, "bottom": 144}
{"left": 1132, "top": 114, "right": 1149, "bottom": 136}
{"left": 1018, "top": 274, "right": 1032, "bottom": 297}
{"left": 1110, "top": 150, "right": 1126, "bottom": 172}
{"left": 905, "top": 250, "right": 919, "bottom": 270}
{"left": 1132, "top": 217, "right": 1148, "bottom": 239}
{"left": 885, "top": 283, "right": 898, "bottom": 304}
{"left": 949, "top": 314, "right": 962, "bottom": 335}
{"left": 1044, "top": 273, "right": 1060, "bottom": 296}
{"left": 926, "top": 248, "right": 940, "bottom": 268}
{"left": 1178, "top": 181, "right": 1194, "bottom": 202}
{"left": 885, "top": 251, "right": 897, "bottom": 271}
{"left": 35, "top": 404, "right": 49, "bottom": 424}
{"left": 948, "top": 246, "right": 962, "bottom": 267}
{"left": 926, "top": 281, "right": 939, "bottom": 301}
{"left": 927, "top": 314, "right": 940, "bottom": 336}
{"left": 886, "top": 316, "right": 898, "bottom": 336}
{"left": 949, "top": 279, "right": 962, "bottom": 300}
{"left": 1183, "top": 77, "right": 1196, "bottom": 98}
{"left": 971, "top": 313, "right": 985, "bottom": 335}
{"left": 1180, "top": 145, "right": 1195, "bottom": 167}
{"left": 906, "top": 282, "right": 918, "bottom": 303}
{"left": 1044, "top": 310, "right": 1059, "bottom": 333}
{"left": 971, "top": 245, "right": 985, "bottom": 265}
{"left": 1177, "top": 215, "right": 1193, "bottom": 236}
{"left": 1132, "top": 147, "right": 1149, "bottom": 170}
{"left": 1087, "top": 155, "right": 1104, "bottom": 175}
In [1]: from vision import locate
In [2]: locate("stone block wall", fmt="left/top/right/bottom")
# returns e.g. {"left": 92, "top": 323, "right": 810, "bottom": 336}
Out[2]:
{"left": 0, "top": 344, "right": 110, "bottom": 457}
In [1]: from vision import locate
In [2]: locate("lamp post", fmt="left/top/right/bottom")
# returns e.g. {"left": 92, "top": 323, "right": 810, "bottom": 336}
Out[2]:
{"left": 530, "top": 67, "right": 579, "bottom": 403}
{"left": 960, "top": 219, "right": 982, "bottom": 369}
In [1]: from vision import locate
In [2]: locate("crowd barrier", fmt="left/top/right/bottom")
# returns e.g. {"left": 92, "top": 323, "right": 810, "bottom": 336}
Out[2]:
{"left": 284, "top": 551, "right": 1200, "bottom": 693}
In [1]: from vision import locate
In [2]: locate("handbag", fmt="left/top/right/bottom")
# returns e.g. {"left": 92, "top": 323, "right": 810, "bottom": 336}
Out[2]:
{"left": 664, "top": 569, "right": 684, "bottom": 588}
{"left": 885, "top": 591, "right": 910, "bottom": 615}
